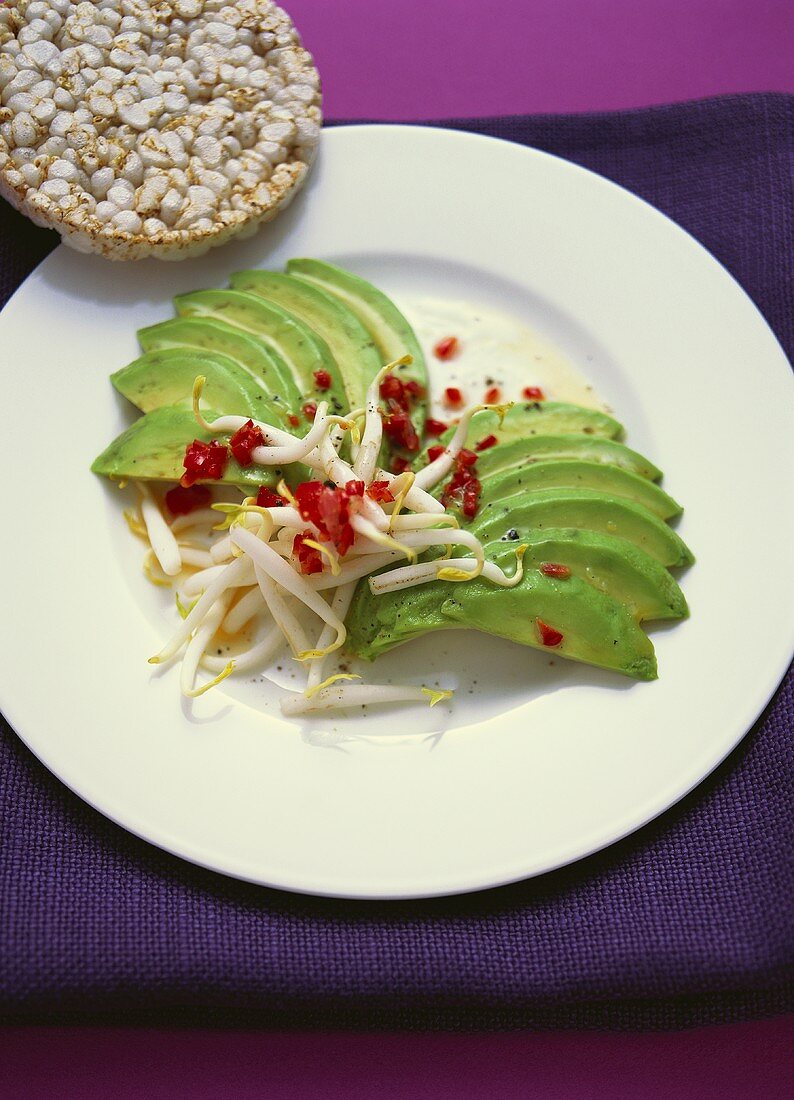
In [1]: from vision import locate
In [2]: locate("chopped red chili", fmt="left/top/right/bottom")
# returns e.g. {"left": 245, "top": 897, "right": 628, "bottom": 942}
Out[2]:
{"left": 443, "top": 386, "right": 464, "bottom": 408}
{"left": 293, "top": 479, "right": 364, "bottom": 556}
{"left": 367, "top": 480, "right": 394, "bottom": 503}
{"left": 181, "top": 439, "right": 229, "bottom": 487}
{"left": 165, "top": 484, "right": 211, "bottom": 516}
{"left": 313, "top": 369, "right": 332, "bottom": 391}
{"left": 379, "top": 374, "right": 405, "bottom": 403}
{"left": 255, "top": 486, "right": 284, "bottom": 508}
{"left": 427, "top": 444, "right": 446, "bottom": 463}
{"left": 461, "top": 477, "right": 482, "bottom": 519}
{"left": 229, "top": 419, "right": 265, "bottom": 467}
{"left": 302, "top": 401, "right": 318, "bottom": 421}
{"left": 404, "top": 379, "right": 425, "bottom": 399}
{"left": 523, "top": 386, "right": 545, "bottom": 401}
{"left": 540, "top": 562, "right": 571, "bottom": 579}
{"left": 390, "top": 455, "right": 412, "bottom": 474}
{"left": 424, "top": 417, "right": 448, "bottom": 437}
{"left": 484, "top": 385, "right": 502, "bottom": 404}
{"left": 475, "top": 434, "right": 498, "bottom": 452}
{"left": 293, "top": 531, "right": 323, "bottom": 575}
{"left": 440, "top": 448, "right": 483, "bottom": 518}
{"left": 287, "top": 413, "right": 301, "bottom": 428}
{"left": 382, "top": 404, "right": 420, "bottom": 452}
{"left": 434, "top": 335, "right": 459, "bottom": 360}
{"left": 536, "top": 618, "right": 564, "bottom": 647}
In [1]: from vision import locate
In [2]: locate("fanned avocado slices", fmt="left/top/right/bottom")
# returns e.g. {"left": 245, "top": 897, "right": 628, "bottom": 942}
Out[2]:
{"left": 92, "top": 258, "right": 692, "bottom": 684}
{"left": 111, "top": 347, "right": 281, "bottom": 420}
{"left": 172, "top": 289, "right": 348, "bottom": 416}
{"left": 230, "top": 269, "right": 382, "bottom": 410}
{"left": 471, "top": 487, "right": 693, "bottom": 567}
{"left": 476, "top": 460, "right": 682, "bottom": 520}
{"left": 138, "top": 316, "right": 302, "bottom": 415}
{"left": 90, "top": 406, "right": 280, "bottom": 487}
{"left": 286, "top": 257, "right": 428, "bottom": 434}
{"left": 473, "top": 435, "right": 663, "bottom": 482}
{"left": 346, "top": 543, "right": 657, "bottom": 680}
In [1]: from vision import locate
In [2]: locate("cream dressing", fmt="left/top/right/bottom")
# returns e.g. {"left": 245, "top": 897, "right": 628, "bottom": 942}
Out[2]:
{"left": 397, "top": 296, "right": 609, "bottom": 418}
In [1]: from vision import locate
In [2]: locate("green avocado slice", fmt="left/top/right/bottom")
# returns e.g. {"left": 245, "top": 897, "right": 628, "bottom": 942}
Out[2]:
{"left": 137, "top": 316, "right": 302, "bottom": 415}
{"left": 476, "top": 460, "right": 682, "bottom": 520}
{"left": 111, "top": 347, "right": 280, "bottom": 420}
{"left": 230, "top": 270, "right": 382, "bottom": 410}
{"left": 471, "top": 488, "right": 694, "bottom": 567}
{"left": 497, "top": 528, "right": 688, "bottom": 621}
{"left": 417, "top": 402, "right": 623, "bottom": 467}
{"left": 90, "top": 406, "right": 281, "bottom": 487}
{"left": 286, "top": 258, "right": 428, "bottom": 434}
{"left": 172, "top": 289, "right": 348, "bottom": 416}
{"left": 345, "top": 543, "right": 657, "bottom": 680}
{"left": 473, "top": 435, "right": 663, "bottom": 482}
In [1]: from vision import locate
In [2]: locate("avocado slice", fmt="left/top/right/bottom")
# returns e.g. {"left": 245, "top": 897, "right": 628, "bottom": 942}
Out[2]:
{"left": 111, "top": 347, "right": 280, "bottom": 420}
{"left": 499, "top": 528, "right": 688, "bottom": 621}
{"left": 172, "top": 289, "right": 348, "bottom": 416}
{"left": 418, "top": 402, "right": 623, "bottom": 466}
{"left": 471, "top": 488, "right": 693, "bottom": 567}
{"left": 230, "top": 270, "right": 382, "bottom": 410}
{"left": 137, "top": 316, "right": 302, "bottom": 416}
{"left": 90, "top": 406, "right": 280, "bottom": 487}
{"left": 346, "top": 542, "right": 657, "bottom": 680}
{"left": 286, "top": 258, "right": 428, "bottom": 433}
{"left": 473, "top": 435, "right": 663, "bottom": 482}
{"left": 476, "top": 460, "right": 682, "bottom": 520}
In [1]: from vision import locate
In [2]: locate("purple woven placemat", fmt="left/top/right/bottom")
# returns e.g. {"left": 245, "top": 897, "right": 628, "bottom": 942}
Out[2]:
{"left": 1, "top": 94, "right": 792, "bottom": 1029}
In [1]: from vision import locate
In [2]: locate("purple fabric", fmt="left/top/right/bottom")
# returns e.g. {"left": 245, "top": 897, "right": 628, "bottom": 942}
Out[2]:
{"left": 1, "top": 94, "right": 792, "bottom": 1029}
{"left": 290, "top": 0, "right": 794, "bottom": 118}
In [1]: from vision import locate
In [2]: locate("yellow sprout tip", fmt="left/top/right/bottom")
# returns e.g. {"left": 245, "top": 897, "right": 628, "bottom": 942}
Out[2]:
{"left": 305, "top": 673, "right": 361, "bottom": 700}
{"left": 184, "top": 661, "right": 235, "bottom": 698}
{"left": 422, "top": 687, "right": 453, "bottom": 707}
{"left": 437, "top": 567, "right": 476, "bottom": 582}
{"left": 148, "top": 656, "right": 161, "bottom": 665}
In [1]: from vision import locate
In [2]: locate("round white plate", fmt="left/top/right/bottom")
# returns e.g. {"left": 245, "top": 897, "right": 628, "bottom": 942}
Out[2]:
{"left": 1, "top": 125, "right": 792, "bottom": 899}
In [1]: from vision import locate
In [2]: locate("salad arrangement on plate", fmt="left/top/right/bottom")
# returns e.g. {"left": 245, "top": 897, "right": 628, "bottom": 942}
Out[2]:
{"left": 92, "top": 259, "right": 692, "bottom": 715}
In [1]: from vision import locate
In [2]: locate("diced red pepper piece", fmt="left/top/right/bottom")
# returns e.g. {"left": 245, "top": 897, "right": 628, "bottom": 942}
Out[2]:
{"left": 255, "top": 486, "right": 284, "bottom": 508}
{"left": 443, "top": 386, "right": 464, "bottom": 408}
{"left": 293, "top": 479, "right": 364, "bottom": 556}
{"left": 229, "top": 419, "right": 265, "bottom": 467}
{"left": 523, "top": 386, "right": 545, "bottom": 401}
{"left": 404, "top": 379, "right": 424, "bottom": 400}
{"left": 427, "top": 444, "right": 445, "bottom": 463}
{"left": 382, "top": 405, "right": 420, "bottom": 452}
{"left": 379, "top": 374, "right": 404, "bottom": 403}
{"left": 367, "top": 480, "right": 394, "bottom": 503}
{"left": 164, "top": 484, "right": 211, "bottom": 516}
{"left": 424, "top": 417, "right": 448, "bottom": 437}
{"left": 302, "top": 401, "right": 318, "bottom": 421}
{"left": 540, "top": 562, "right": 571, "bottom": 580}
{"left": 313, "top": 369, "right": 332, "bottom": 391}
{"left": 536, "top": 618, "right": 564, "bottom": 647}
{"left": 390, "top": 455, "right": 412, "bottom": 474}
{"left": 434, "top": 336, "right": 459, "bottom": 360}
{"left": 484, "top": 385, "right": 502, "bottom": 404}
{"left": 293, "top": 531, "right": 323, "bottom": 575}
{"left": 456, "top": 448, "right": 478, "bottom": 468}
{"left": 287, "top": 413, "right": 301, "bottom": 428}
{"left": 475, "top": 434, "right": 498, "bottom": 452}
{"left": 461, "top": 477, "right": 481, "bottom": 519}
{"left": 181, "top": 439, "right": 229, "bottom": 487}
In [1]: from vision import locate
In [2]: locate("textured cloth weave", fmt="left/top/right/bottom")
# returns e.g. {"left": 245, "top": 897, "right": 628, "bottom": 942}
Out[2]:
{"left": 1, "top": 94, "right": 792, "bottom": 1029}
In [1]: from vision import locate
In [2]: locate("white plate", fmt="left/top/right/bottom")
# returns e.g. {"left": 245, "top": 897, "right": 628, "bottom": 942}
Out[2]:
{"left": 1, "top": 125, "right": 792, "bottom": 899}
